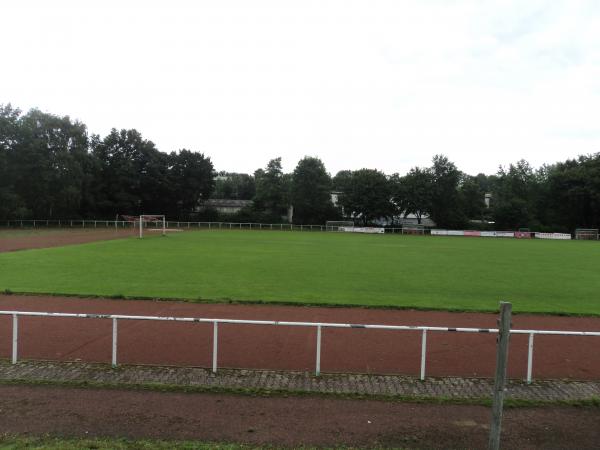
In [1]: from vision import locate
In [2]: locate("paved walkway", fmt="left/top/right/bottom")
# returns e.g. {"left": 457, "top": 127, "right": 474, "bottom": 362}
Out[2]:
{"left": 1, "top": 360, "right": 599, "bottom": 402}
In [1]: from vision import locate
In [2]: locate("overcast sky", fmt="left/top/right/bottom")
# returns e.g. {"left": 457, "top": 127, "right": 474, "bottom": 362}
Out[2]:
{"left": 2, "top": 1, "right": 600, "bottom": 176}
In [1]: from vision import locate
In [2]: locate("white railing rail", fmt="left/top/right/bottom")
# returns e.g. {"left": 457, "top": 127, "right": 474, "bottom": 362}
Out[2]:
{"left": 2, "top": 310, "right": 599, "bottom": 383}
{"left": 0, "top": 219, "right": 409, "bottom": 234}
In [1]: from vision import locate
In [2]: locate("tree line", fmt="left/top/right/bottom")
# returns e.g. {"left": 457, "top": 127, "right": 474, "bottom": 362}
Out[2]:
{"left": 1, "top": 104, "right": 599, "bottom": 232}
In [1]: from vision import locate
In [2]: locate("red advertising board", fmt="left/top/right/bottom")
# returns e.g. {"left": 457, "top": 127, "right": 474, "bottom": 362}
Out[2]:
{"left": 514, "top": 231, "right": 532, "bottom": 239}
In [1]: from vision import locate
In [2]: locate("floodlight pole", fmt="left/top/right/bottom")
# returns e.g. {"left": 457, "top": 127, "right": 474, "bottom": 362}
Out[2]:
{"left": 488, "top": 301, "right": 512, "bottom": 450}
{"left": 162, "top": 216, "right": 166, "bottom": 237}
{"left": 139, "top": 215, "right": 143, "bottom": 239}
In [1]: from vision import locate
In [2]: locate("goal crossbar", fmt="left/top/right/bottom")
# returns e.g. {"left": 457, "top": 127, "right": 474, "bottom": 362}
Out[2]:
{"left": 119, "top": 214, "right": 167, "bottom": 238}
{"left": 575, "top": 228, "right": 599, "bottom": 240}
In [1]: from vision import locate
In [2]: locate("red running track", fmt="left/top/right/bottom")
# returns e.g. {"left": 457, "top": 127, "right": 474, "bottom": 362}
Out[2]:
{"left": 1, "top": 295, "right": 600, "bottom": 380}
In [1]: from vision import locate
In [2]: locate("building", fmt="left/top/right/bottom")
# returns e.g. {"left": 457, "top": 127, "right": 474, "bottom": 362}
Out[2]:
{"left": 200, "top": 199, "right": 253, "bottom": 215}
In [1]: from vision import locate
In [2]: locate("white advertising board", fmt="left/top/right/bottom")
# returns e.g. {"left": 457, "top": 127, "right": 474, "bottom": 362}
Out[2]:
{"left": 535, "top": 232, "right": 572, "bottom": 240}
{"left": 339, "top": 227, "right": 385, "bottom": 234}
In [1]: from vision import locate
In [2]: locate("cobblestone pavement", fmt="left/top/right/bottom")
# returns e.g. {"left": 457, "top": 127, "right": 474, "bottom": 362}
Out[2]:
{"left": 1, "top": 360, "right": 599, "bottom": 402}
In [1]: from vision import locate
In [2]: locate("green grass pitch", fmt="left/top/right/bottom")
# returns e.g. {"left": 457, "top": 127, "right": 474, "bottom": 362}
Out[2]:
{"left": 1, "top": 230, "right": 599, "bottom": 314}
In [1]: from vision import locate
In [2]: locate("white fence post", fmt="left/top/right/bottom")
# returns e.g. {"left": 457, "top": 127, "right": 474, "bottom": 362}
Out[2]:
{"left": 112, "top": 318, "right": 118, "bottom": 367}
{"left": 212, "top": 322, "right": 218, "bottom": 373}
{"left": 315, "top": 325, "right": 322, "bottom": 376}
{"left": 420, "top": 329, "right": 427, "bottom": 380}
{"left": 12, "top": 314, "right": 18, "bottom": 364}
{"left": 527, "top": 333, "right": 534, "bottom": 384}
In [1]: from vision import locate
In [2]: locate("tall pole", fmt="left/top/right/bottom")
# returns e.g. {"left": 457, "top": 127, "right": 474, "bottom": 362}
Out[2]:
{"left": 489, "top": 301, "right": 512, "bottom": 450}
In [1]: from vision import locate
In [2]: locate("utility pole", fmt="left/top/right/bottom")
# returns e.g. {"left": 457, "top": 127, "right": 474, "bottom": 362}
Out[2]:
{"left": 489, "top": 301, "right": 512, "bottom": 450}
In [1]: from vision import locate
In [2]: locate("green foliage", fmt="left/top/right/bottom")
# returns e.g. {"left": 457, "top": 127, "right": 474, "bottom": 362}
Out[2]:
{"left": 544, "top": 154, "right": 600, "bottom": 231}
{"left": 2, "top": 231, "right": 600, "bottom": 314}
{"left": 458, "top": 175, "right": 486, "bottom": 223}
{"left": 291, "top": 156, "right": 334, "bottom": 224}
{"left": 337, "top": 169, "right": 393, "bottom": 225}
{"left": 253, "top": 157, "right": 289, "bottom": 219}
{"left": 427, "top": 155, "right": 465, "bottom": 228}
{"left": 213, "top": 172, "right": 256, "bottom": 200}
{"left": 3, "top": 101, "right": 600, "bottom": 232}
{"left": 491, "top": 160, "right": 539, "bottom": 229}
{"left": 0, "top": 105, "right": 214, "bottom": 221}
{"left": 392, "top": 168, "right": 432, "bottom": 225}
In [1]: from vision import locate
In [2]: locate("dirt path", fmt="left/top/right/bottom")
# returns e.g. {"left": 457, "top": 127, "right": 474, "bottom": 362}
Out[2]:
{"left": 1, "top": 295, "right": 600, "bottom": 380}
{"left": 0, "top": 228, "right": 132, "bottom": 253}
{"left": 0, "top": 384, "right": 598, "bottom": 449}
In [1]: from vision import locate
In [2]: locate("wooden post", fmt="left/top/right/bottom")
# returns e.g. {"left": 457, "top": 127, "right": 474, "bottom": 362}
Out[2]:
{"left": 489, "top": 301, "right": 512, "bottom": 450}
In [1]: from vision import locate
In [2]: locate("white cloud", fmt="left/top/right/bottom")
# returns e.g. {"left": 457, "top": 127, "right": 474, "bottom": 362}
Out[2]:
{"left": 1, "top": 0, "right": 599, "bottom": 176}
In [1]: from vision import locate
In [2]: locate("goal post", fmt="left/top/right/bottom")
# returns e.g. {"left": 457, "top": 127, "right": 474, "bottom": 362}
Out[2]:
{"left": 575, "top": 228, "right": 599, "bottom": 240}
{"left": 402, "top": 224, "right": 425, "bottom": 235}
{"left": 120, "top": 214, "right": 166, "bottom": 238}
{"left": 137, "top": 215, "right": 166, "bottom": 238}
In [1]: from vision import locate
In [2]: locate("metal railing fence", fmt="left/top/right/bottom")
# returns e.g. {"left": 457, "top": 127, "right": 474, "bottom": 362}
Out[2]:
{"left": 0, "top": 219, "right": 412, "bottom": 234}
{"left": 2, "top": 310, "right": 598, "bottom": 383}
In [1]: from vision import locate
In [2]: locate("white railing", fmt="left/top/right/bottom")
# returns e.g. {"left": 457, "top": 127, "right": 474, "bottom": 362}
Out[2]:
{"left": 0, "top": 219, "right": 409, "bottom": 234}
{"left": 2, "top": 310, "right": 599, "bottom": 383}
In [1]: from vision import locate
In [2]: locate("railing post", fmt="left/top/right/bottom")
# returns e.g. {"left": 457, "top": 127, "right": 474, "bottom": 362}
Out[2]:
{"left": 112, "top": 318, "right": 118, "bottom": 367}
{"left": 527, "top": 333, "right": 534, "bottom": 384}
{"left": 420, "top": 329, "right": 427, "bottom": 380}
{"left": 212, "top": 322, "right": 218, "bottom": 373}
{"left": 315, "top": 325, "right": 322, "bottom": 376}
{"left": 12, "top": 314, "right": 18, "bottom": 364}
{"left": 489, "top": 301, "right": 512, "bottom": 450}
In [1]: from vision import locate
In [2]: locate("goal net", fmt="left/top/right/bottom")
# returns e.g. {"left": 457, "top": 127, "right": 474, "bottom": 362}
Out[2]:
{"left": 121, "top": 215, "right": 166, "bottom": 238}
{"left": 402, "top": 224, "right": 425, "bottom": 235}
{"left": 575, "top": 228, "right": 599, "bottom": 240}
{"left": 326, "top": 220, "right": 354, "bottom": 231}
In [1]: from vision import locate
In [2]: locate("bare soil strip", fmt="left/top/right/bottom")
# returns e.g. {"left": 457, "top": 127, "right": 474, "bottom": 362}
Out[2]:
{"left": 0, "top": 228, "right": 132, "bottom": 253}
{"left": 1, "top": 295, "right": 600, "bottom": 380}
{"left": 0, "top": 385, "right": 598, "bottom": 449}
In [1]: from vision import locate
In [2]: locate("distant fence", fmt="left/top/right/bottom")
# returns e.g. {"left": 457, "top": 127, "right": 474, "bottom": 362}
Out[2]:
{"left": 1, "top": 220, "right": 578, "bottom": 240}
{"left": 1, "top": 310, "right": 599, "bottom": 383}
{"left": 0, "top": 219, "right": 408, "bottom": 234}
{"left": 431, "top": 229, "right": 573, "bottom": 240}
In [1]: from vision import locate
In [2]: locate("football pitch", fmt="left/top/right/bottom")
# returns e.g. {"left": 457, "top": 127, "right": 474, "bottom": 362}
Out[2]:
{"left": 1, "top": 230, "right": 599, "bottom": 315}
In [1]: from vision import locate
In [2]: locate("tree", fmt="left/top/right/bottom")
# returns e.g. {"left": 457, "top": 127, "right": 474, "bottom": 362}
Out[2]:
{"left": 253, "top": 157, "right": 288, "bottom": 220}
{"left": 338, "top": 169, "right": 393, "bottom": 225}
{"left": 458, "top": 175, "right": 486, "bottom": 222}
{"left": 0, "top": 104, "right": 26, "bottom": 219}
{"left": 544, "top": 154, "right": 600, "bottom": 231}
{"left": 491, "top": 160, "right": 540, "bottom": 229}
{"left": 213, "top": 172, "right": 256, "bottom": 200}
{"left": 168, "top": 149, "right": 215, "bottom": 218}
{"left": 392, "top": 168, "right": 432, "bottom": 224}
{"left": 91, "top": 128, "right": 164, "bottom": 216}
{"left": 12, "top": 109, "right": 90, "bottom": 218}
{"left": 428, "top": 155, "right": 465, "bottom": 228}
{"left": 291, "top": 157, "right": 333, "bottom": 224}
{"left": 332, "top": 170, "right": 353, "bottom": 192}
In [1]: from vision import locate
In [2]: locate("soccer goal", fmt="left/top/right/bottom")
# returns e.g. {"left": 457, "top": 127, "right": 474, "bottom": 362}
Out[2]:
{"left": 121, "top": 215, "right": 166, "bottom": 238}
{"left": 326, "top": 220, "right": 354, "bottom": 231}
{"left": 402, "top": 224, "right": 425, "bottom": 235}
{"left": 575, "top": 228, "right": 599, "bottom": 240}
